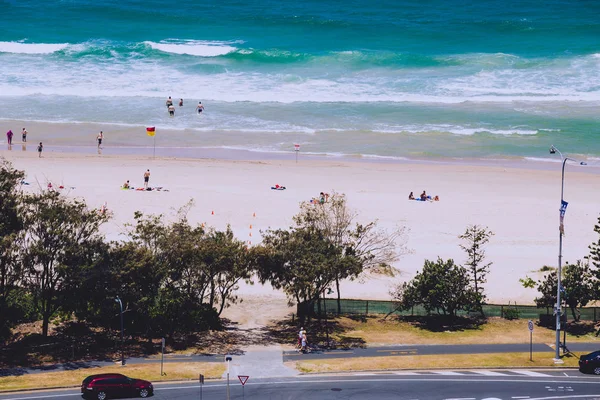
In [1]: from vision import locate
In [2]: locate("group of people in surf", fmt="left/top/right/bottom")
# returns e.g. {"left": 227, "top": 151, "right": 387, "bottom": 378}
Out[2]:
{"left": 165, "top": 96, "right": 204, "bottom": 116}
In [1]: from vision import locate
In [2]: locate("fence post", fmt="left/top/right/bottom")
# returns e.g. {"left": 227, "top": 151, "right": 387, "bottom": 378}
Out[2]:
{"left": 595, "top": 307, "right": 597, "bottom": 322}
{"left": 411, "top": 305, "right": 414, "bottom": 316}
{"left": 365, "top": 301, "right": 369, "bottom": 316}
{"left": 501, "top": 305, "right": 504, "bottom": 318}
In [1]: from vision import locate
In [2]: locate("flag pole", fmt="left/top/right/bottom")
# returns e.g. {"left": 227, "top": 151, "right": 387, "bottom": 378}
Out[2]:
{"left": 153, "top": 135, "right": 156, "bottom": 159}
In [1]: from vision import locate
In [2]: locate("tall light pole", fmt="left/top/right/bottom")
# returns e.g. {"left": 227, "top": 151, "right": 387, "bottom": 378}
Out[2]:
{"left": 323, "top": 288, "right": 334, "bottom": 349}
{"left": 115, "top": 296, "right": 125, "bottom": 366}
{"left": 549, "top": 145, "right": 586, "bottom": 362}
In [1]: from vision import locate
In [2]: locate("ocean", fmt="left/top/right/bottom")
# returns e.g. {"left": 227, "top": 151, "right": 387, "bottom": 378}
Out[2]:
{"left": 0, "top": 0, "right": 599, "bottom": 162}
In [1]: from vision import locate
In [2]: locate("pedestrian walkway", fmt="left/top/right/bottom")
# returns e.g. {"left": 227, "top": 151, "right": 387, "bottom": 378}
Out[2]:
{"left": 223, "top": 345, "right": 299, "bottom": 379}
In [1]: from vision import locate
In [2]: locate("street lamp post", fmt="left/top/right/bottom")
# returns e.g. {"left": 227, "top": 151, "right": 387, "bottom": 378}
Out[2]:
{"left": 115, "top": 296, "right": 125, "bottom": 366}
{"left": 549, "top": 145, "right": 586, "bottom": 362}
{"left": 323, "top": 288, "right": 334, "bottom": 349}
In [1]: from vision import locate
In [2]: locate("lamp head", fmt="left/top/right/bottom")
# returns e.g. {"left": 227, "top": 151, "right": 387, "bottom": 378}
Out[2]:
{"left": 225, "top": 356, "right": 232, "bottom": 362}
{"left": 549, "top": 145, "right": 557, "bottom": 154}
{"left": 115, "top": 296, "right": 120, "bottom": 303}
{"left": 580, "top": 161, "right": 587, "bottom": 166}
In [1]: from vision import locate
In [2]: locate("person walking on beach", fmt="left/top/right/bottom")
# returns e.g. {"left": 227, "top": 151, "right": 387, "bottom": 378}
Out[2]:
{"left": 22, "top": 128, "right": 27, "bottom": 143}
{"left": 97, "top": 131, "right": 103, "bottom": 149}
{"left": 37, "top": 142, "right": 43, "bottom": 157}
{"left": 6, "top": 130, "right": 13, "bottom": 145}
{"left": 196, "top": 101, "right": 204, "bottom": 114}
{"left": 143, "top": 169, "right": 150, "bottom": 189}
{"left": 166, "top": 96, "right": 173, "bottom": 107}
{"left": 179, "top": 98, "right": 183, "bottom": 107}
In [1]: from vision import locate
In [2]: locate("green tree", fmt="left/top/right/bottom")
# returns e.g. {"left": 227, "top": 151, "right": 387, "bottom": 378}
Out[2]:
{"left": 588, "top": 214, "right": 600, "bottom": 271}
{"left": 392, "top": 258, "right": 476, "bottom": 319}
{"left": 292, "top": 192, "right": 408, "bottom": 313}
{"left": 458, "top": 225, "right": 494, "bottom": 314}
{"left": 0, "top": 160, "right": 26, "bottom": 340}
{"left": 21, "top": 190, "right": 107, "bottom": 337}
{"left": 254, "top": 226, "right": 361, "bottom": 320}
{"left": 533, "top": 261, "right": 593, "bottom": 322}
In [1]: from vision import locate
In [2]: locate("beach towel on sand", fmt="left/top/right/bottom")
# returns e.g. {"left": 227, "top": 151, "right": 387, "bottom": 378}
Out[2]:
{"left": 271, "top": 184, "right": 286, "bottom": 190}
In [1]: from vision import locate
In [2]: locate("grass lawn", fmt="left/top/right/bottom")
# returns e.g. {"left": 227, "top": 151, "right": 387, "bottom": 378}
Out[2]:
{"left": 0, "top": 362, "right": 225, "bottom": 392}
{"left": 290, "top": 352, "right": 583, "bottom": 374}
{"left": 328, "top": 316, "right": 600, "bottom": 346}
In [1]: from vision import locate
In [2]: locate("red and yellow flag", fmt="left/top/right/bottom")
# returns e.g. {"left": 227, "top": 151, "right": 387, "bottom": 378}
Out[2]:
{"left": 146, "top": 127, "right": 155, "bottom": 137}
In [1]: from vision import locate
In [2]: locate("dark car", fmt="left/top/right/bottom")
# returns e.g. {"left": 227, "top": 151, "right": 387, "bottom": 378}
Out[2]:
{"left": 579, "top": 350, "right": 600, "bottom": 374}
{"left": 81, "top": 373, "right": 153, "bottom": 400}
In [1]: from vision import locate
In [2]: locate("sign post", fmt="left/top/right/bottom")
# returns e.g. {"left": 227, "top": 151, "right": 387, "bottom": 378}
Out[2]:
{"left": 294, "top": 144, "right": 300, "bottom": 163}
{"left": 238, "top": 375, "right": 249, "bottom": 400}
{"left": 528, "top": 320, "right": 534, "bottom": 361}
{"left": 199, "top": 374, "right": 204, "bottom": 400}
{"left": 225, "top": 356, "right": 232, "bottom": 400}
{"left": 160, "top": 338, "right": 165, "bottom": 376}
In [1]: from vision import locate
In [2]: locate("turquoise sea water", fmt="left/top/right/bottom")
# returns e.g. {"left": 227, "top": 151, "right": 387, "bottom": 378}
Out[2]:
{"left": 0, "top": 0, "right": 599, "bottom": 161}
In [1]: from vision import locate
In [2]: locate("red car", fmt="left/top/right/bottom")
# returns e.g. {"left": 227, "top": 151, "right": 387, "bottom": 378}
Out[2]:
{"left": 81, "top": 373, "right": 153, "bottom": 399}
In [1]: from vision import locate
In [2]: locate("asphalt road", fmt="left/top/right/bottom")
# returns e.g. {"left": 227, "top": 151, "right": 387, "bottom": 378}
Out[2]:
{"left": 2, "top": 373, "right": 599, "bottom": 400}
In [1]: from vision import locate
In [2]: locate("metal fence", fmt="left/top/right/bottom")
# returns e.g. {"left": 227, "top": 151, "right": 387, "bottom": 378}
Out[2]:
{"left": 311, "top": 298, "right": 600, "bottom": 322}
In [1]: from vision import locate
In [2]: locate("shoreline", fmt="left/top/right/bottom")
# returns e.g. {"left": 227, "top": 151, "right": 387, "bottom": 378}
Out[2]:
{"left": 2, "top": 143, "right": 599, "bottom": 176}
{"left": 2, "top": 119, "right": 599, "bottom": 171}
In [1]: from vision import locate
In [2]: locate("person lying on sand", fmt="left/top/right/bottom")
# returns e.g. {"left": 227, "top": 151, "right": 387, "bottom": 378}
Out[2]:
{"left": 123, "top": 180, "right": 130, "bottom": 189}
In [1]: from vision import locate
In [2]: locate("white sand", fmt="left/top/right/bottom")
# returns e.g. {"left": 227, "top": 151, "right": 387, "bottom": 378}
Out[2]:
{"left": 2, "top": 149, "right": 599, "bottom": 320}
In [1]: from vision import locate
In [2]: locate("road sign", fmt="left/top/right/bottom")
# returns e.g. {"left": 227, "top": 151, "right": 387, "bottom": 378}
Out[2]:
{"left": 199, "top": 374, "right": 204, "bottom": 384}
{"left": 161, "top": 337, "right": 165, "bottom": 349}
{"left": 528, "top": 320, "right": 534, "bottom": 332}
{"left": 294, "top": 144, "right": 300, "bottom": 151}
{"left": 238, "top": 375, "right": 249, "bottom": 386}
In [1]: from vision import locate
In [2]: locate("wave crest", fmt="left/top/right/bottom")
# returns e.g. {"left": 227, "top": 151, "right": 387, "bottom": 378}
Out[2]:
{"left": 0, "top": 41, "right": 69, "bottom": 54}
{"left": 144, "top": 40, "right": 238, "bottom": 57}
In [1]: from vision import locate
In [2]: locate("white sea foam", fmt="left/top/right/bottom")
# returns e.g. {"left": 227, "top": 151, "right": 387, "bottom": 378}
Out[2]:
{"left": 0, "top": 41, "right": 69, "bottom": 54}
{"left": 524, "top": 157, "right": 562, "bottom": 163}
{"left": 144, "top": 40, "right": 237, "bottom": 57}
{"left": 390, "top": 124, "right": 538, "bottom": 136}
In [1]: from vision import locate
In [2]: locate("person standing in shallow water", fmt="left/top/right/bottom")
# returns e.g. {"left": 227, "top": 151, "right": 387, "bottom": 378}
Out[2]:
{"left": 37, "top": 142, "right": 43, "bottom": 157}
{"left": 22, "top": 128, "right": 27, "bottom": 143}
{"left": 6, "top": 130, "right": 13, "bottom": 145}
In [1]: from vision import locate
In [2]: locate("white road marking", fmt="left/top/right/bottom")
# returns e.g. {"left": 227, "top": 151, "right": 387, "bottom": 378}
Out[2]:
{"left": 512, "top": 397, "right": 530, "bottom": 399}
{"left": 392, "top": 371, "right": 421, "bottom": 375}
{"left": 444, "top": 398, "right": 475, "bottom": 400}
{"left": 473, "top": 370, "right": 508, "bottom": 376}
{"left": 510, "top": 370, "right": 551, "bottom": 377}
{"left": 433, "top": 371, "right": 464, "bottom": 375}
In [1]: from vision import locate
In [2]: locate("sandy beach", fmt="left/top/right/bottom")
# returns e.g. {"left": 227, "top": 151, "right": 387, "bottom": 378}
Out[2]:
{"left": 2, "top": 145, "right": 599, "bottom": 324}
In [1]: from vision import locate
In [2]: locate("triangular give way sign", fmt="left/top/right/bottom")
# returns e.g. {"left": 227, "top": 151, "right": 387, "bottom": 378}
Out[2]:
{"left": 238, "top": 375, "right": 249, "bottom": 386}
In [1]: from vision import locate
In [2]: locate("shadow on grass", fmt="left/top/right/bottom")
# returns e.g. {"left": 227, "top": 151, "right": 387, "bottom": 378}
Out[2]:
{"left": 389, "top": 314, "right": 487, "bottom": 332}
{"left": 260, "top": 314, "right": 366, "bottom": 350}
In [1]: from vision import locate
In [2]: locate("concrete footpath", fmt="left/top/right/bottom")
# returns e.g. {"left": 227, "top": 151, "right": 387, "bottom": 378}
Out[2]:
{"left": 2, "top": 342, "right": 599, "bottom": 378}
